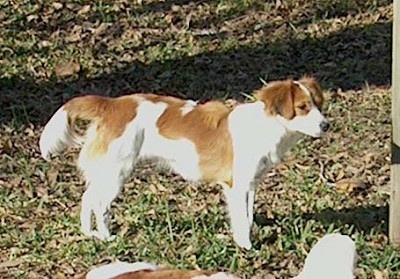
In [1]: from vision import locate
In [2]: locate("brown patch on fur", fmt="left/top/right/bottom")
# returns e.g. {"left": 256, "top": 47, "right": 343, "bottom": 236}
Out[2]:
{"left": 253, "top": 78, "right": 323, "bottom": 119}
{"left": 292, "top": 85, "right": 314, "bottom": 117}
{"left": 254, "top": 79, "right": 296, "bottom": 119}
{"left": 112, "top": 268, "right": 217, "bottom": 279}
{"left": 64, "top": 95, "right": 138, "bottom": 158}
{"left": 156, "top": 99, "right": 234, "bottom": 186}
{"left": 137, "top": 93, "right": 188, "bottom": 107}
{"left": 299, "top": 76, "right": 324, "bottom": 109}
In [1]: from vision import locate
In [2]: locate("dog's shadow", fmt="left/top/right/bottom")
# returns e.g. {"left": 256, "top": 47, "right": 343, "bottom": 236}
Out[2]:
{"left": 254, "top": 204, "right": 388, "bottom": 236}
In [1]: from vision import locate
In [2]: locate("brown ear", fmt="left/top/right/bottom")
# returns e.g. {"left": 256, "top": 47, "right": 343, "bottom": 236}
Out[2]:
{"left": 299, "top": 76, "right": 324, "bottom": 109}
{"left": 254, "top": 80, "right": 295, "bottom": 120}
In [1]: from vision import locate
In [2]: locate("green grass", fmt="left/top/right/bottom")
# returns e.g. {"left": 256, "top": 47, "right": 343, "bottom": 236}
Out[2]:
{"left": 0, "top": 0, "right": 398, "bottom": 278}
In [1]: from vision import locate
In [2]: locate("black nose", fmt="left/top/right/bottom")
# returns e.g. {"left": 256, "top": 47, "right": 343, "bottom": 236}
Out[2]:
{"left": 320, "top": 121, "right": 330, "bottom": 132}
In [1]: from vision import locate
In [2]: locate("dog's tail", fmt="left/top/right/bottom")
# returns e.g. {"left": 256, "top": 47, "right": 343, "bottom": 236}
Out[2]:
{"left": 81, "top": 261, "right": 157, "bottom": 279}
{"left": 39, "top": 95, "right": 110, "bottom": 160}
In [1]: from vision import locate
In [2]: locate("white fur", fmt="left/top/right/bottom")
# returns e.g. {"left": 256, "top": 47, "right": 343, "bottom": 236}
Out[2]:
{"left": 226, "top": 101, "right": 302, "bottom": 249}
{"left": 86, "top": 261, "right": 157, "bottom": 279}
{"left": 294, "top": 81, "right": 310, "bottom": 96}
{"left": 39, "top": 107, "right": 81, "bottom": 160}
{"left": 279, "top": 106, "right": 327, "bottom": 138}
{"left": 293, "top": 234, "right": 356, "bottom": 279}
{"left": 40, "top": 81, "right": 328, "bottom": 248}
{"left": 77, "top": 109, "right": 146, "bottom": 240}
{"left": 181, "top": 100, "right": 198, "bottom": 115}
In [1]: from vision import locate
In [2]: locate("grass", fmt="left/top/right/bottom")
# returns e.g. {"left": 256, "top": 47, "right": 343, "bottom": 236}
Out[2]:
{"left": 0, "top": 0, "right": 398, "bottom": 278}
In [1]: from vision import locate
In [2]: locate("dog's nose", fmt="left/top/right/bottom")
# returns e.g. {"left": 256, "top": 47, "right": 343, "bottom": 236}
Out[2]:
{"left": 320, "top": 121, "right": 330, "bottom": 132}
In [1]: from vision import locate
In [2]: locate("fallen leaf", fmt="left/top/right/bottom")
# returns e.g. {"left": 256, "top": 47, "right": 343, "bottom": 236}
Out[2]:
{"left": 78, "top": 4, "right": 91, "bottom": 15}
{"left": 54, "top": 62, "right": 81, "bottom": 78}
{"left": 335, "top": 178, "right": 367, "bottom": 194}
{"left": 46, "top": 168, "right": 59, "bottom": 186}
{"left": 374, "top": 269, "right": 389, "bottom": 279}
{"left": 26, "top": 14, "right": 38, "bottom": 22}
{"left": 52, "top": 2, "right": 63, "bottom": 10}
{"left": 0, "top": 257, "right": 25, "bottom": 269}
{"left": 65, "top": 25, "right": 83, "bottom": 42}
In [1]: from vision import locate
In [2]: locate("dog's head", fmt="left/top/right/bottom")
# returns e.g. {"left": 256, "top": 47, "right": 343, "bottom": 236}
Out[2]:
{"left": 254, "top": 77, "right": 329, "bottom": 137}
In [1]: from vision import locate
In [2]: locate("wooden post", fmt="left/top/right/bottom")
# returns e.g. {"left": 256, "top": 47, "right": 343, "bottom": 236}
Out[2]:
{"left": 390, "top": 0, "right": 400, "bottom": 247}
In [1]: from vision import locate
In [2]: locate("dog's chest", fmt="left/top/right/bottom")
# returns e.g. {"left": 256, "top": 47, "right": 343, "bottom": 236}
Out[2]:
{"left": 251, "top": 133, "right": 302, "bottom": 187}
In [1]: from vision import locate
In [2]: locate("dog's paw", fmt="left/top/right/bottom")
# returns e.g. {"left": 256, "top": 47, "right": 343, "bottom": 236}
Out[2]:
{"left": 86, "top": 230, "right": 116, "bottom": 241}
{"left": 104, "top": 234, "right": 117, "bottom": 242}
{"left": 239, "top": 240, "right": 252, "bottom": 250}
{"left": 233, "top": 235, "right": 252, "bottom": 250}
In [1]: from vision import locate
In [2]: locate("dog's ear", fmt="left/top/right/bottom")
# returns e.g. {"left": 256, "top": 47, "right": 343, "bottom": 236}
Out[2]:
{"left": 254, "top": 80, "right": 295, "bottom": 120}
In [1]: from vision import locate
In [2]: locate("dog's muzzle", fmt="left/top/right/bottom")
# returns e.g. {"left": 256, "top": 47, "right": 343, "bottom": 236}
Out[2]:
{"left": 320, "top": 121, "right": 330, "bottom": 133}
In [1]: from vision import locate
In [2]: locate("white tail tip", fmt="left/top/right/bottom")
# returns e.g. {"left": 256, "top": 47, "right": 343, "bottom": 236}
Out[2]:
{"left": 39, "top": 107, "right": 81, "bottom": 160}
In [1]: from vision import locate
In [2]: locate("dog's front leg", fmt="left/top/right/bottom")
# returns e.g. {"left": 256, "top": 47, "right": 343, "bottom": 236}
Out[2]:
{"left": 223, "top": 183, "right": 252, "bottom": 250}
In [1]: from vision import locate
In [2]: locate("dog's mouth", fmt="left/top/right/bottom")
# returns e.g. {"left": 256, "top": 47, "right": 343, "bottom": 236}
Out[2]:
{"left": 308, "top": 130, "right": 327, "bottom": 138}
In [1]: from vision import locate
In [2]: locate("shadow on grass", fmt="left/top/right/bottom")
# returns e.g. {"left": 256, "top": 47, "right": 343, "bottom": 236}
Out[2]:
{"left": 312, "top": 204, "right": 388, "bottom": 234}
{"left": 255, "top": 204, "right": 389, "bottom": 235}
{"left": 0, "top": 21, "right": 391, "bottom": 126}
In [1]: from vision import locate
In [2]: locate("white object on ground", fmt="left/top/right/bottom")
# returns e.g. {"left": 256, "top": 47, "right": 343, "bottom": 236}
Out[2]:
{"left": 293, "top": 233, "right": 357, "bottom": 279}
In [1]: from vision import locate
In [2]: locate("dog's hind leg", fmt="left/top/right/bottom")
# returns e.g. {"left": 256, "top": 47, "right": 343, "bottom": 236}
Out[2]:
{"left": 80, "top": 182, "right": 95, "bottom": 237}
{"left": 78, "top": 141, "right": 138, "bottom": 241}
{"left": 91, "top": 173, "right": 122, "bottom": 241}
{"left": 78, "top": 124, "right": 143, "bottom": 240}
{"left": 80, "top": 166, "right": 124, "bottom": 241}
{"left": 80, "top": 159, "right": 135, "bottom": 241}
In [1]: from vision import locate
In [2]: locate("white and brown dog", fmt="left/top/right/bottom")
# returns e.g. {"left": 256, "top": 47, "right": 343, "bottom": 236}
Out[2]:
{"left": 39, "top": 77, "right": 329, "bottom": 249}
{"left": 79, "top": 233, "right": 356, "bottom": 279}
{"left": 79, "top": 261, "right": 238, "bottom": 279}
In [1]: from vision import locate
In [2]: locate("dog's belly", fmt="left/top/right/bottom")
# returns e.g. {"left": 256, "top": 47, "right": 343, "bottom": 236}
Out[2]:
{"left": 139, "top": 133, "right": 202, "bottom": 181}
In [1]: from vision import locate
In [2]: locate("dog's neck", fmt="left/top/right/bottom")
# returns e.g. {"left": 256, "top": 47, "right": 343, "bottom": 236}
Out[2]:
{"left": 228, "top": 101, "right": 304, "bottom": 175}
{"left": 229, "top": 101, "right": 303, "bottom": 156}
{"left": 264, "top": 129, "right": 301, "bottom": 165}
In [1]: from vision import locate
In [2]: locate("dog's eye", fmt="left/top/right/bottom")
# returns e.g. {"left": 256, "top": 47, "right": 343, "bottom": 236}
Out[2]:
{"left": 298, "top": 104, "right": 307, "bottom": 110}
